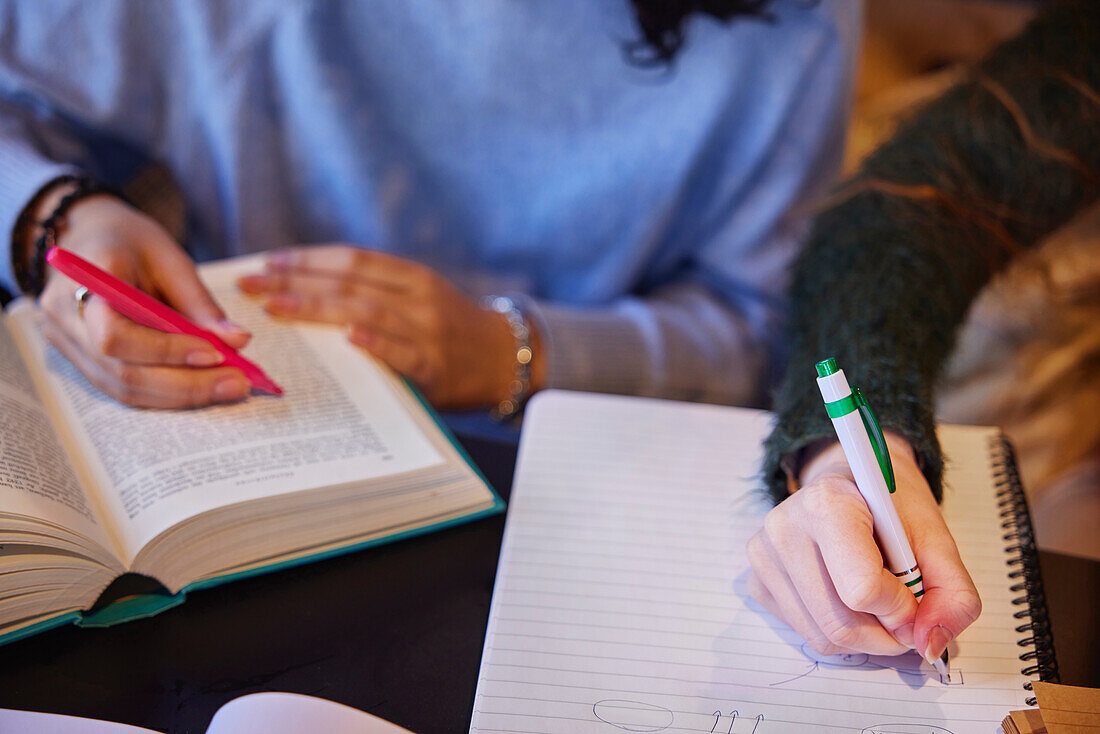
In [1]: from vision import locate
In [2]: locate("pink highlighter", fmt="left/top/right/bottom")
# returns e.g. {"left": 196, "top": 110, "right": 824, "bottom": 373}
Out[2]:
{"left": 45, "top": 246, "right": 283, "bottom": 395}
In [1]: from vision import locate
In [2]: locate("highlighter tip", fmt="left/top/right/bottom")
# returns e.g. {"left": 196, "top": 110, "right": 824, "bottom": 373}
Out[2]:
{"left": 252, "top": 377, "right": 284, "bottom": 395}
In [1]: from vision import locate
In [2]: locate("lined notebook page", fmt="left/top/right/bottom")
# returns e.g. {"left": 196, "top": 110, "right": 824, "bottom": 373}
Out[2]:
{"left": 470, "top": 391, "right": 1037, "bottom": 734}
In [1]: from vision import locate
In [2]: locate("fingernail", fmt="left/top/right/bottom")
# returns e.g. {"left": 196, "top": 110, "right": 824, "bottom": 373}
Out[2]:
{"left": 349, "top": 325, "right": 372, "bottom": 346}
{"left": 186, "top": 350, "right": 224, "bottom": 367}
{"left": 891, "top": 622, "right": 915, "bottom": 648}
{"left": 213, "top": 376, "right": 250, "bottom": 402}
{"left": 237, "top": 275, "right": 267, "bottom": 293}
{"left": 923, "top": 625, "right": 952, "bottom": 666}
{"left": 267, "top": 250, "right": 291, "bottom": 268}
{"left": 217, "top": 318, "right": 252, "bottom": 337}
{"left": 266, "top": 295, "right": 299, "bottom": 314}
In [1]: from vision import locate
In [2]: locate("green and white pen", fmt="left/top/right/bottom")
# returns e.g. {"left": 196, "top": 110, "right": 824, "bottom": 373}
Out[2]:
{"left": 815, "top": 357, "right": 950, "bottom": 681}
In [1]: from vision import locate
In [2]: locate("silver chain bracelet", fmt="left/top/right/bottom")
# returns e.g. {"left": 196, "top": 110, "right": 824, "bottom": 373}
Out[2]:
{"left": 480, "top": 295, "right": 533, "bottom": 421}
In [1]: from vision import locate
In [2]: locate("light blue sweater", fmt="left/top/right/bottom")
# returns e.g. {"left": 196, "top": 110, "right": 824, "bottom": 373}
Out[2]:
{"left": 0, "top": 0, "right": 858, "bottom": 413}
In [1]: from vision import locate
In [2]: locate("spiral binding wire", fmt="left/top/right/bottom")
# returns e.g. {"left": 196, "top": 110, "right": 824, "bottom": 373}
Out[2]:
{"left": 990, "top": 435, "right": 1059, "bottom": 706}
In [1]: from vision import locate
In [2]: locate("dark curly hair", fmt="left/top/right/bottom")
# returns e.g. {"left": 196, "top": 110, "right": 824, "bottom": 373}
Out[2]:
{"left": 628, "top": 0, "right": 779, "bottom": 63}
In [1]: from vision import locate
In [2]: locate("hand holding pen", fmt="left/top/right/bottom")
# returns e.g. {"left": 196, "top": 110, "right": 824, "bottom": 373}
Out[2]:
{"left": 746, "top": 359, "right": 981, "bottom": 672}
{"left": 32, "top": 192, "right": 263, "bottom": 408}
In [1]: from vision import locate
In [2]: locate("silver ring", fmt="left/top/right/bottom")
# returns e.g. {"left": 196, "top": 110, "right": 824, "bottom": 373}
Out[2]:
{"left": 74, "top": 286, "right": 91, "bottom": 318}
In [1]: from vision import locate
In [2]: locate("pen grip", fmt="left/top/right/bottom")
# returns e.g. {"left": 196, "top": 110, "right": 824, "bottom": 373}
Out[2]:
{"left": 45, "top": 247, "right": 227, "bottom": 346}
{"left": 817, "top": 367, "right": 922, "bottom": 595}
{"left": 45, "top": 246, "right": 283, "bottom": 395}
{"left": 830, "top": 409, "right": 920, "bottom": 575}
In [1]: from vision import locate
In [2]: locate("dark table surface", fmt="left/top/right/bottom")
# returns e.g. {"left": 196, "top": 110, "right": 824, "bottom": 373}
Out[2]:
{"left": 1, "top": 435, "right": 1096, "bottom": 734}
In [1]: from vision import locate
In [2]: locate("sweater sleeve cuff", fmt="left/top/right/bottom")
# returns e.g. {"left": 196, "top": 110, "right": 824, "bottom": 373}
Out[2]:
{"left": 0, "top": 142, "right": 79, "bottom": 297}
{"left": 767, "top": 425, "right": 942, "bottom": 502}
{"left": 518, "top": 297, "right": 653, "bottom": 397}
{"left": 762, "top": 379, "right": 944, "bottom": 506}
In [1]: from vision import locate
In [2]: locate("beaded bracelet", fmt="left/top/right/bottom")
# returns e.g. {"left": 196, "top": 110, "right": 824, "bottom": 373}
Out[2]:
{"left": 11, "top": 175, "right": 121, "bottom": 297}
{"left": 481, "top": 295, "right": 534, "bottom": 422}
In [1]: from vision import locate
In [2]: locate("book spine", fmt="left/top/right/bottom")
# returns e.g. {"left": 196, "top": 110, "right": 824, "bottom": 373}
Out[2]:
{"left": 991, "top": 435, "right": 1060, "bottom": 706}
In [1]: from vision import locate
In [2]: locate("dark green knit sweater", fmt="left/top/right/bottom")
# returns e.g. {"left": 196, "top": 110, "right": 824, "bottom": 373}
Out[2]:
{"left": 763, "top": 0, "right": 1100, "bottom": 504}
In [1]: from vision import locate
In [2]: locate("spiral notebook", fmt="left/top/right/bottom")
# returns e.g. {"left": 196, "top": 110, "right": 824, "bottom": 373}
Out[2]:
{"left": 470, "top": 390, "right": 1057, "bottom": 734}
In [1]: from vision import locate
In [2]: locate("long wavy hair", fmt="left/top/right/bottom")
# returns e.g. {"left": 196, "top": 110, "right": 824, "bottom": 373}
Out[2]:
{"left": 628, "top": 0, "right": 778, "bottom": 63}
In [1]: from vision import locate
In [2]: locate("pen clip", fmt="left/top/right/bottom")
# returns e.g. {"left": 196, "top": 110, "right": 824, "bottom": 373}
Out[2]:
{"left": 852, "top": 386, "right": 896, "bottom": 494}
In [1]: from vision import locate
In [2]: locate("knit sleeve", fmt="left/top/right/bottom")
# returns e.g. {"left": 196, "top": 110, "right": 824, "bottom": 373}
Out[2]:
{"left": 763, "top": 0, "right": 1100, "bottom": 504}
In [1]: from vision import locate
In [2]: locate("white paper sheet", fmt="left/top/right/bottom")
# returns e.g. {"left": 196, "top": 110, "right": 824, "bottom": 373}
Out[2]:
{"left": 0, "top": 709, "right": 158, "bottom": 734}
{"left": 0, "top": 694, "right": 411, "bottom": 734}
{"left": 207, "top": 692, "right": 412, "bottom": 734}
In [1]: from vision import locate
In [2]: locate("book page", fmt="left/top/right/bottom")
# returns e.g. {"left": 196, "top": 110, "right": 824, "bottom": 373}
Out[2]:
{"left": 207, "top": 692, "right": 413, "bottom": 734}
{"left": 6, "top": 257, "right": 443, "bottom": 564}
{"left": 471, "top": 391, "right": 1037, "bottom": 734}
{"left": 0, "top": 317, "right": 112, "bottom": 555}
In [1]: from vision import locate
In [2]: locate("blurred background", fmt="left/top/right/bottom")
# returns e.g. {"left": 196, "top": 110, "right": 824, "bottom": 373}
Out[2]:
{"left": 851, "top": 0, "right": 1099, "bottom": 562}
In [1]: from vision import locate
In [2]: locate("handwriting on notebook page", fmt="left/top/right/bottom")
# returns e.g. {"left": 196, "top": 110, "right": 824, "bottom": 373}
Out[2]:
{"left": 591, "top": 700, "right": 765, "bottom": 733}
{"left": 589, "top": 699, "right": 957, "bottom": 734}
{"left": 768, "top": 645, "right": 963, "bottom": 687}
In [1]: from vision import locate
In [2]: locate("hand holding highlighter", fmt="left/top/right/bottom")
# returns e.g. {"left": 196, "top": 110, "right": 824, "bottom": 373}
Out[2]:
{"left": 45, "top": 246, "right": 283, "bottom": 395}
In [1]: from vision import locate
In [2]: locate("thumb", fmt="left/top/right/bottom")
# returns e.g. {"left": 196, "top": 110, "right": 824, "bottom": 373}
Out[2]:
{"left": 880, "top": 432, "right": 981, "bottom": 664}
{"left": 909, "top": 508, "right": 982, "bottom": 665}
{"left": 147, "top": 246, "right": 252, "bottom": 350}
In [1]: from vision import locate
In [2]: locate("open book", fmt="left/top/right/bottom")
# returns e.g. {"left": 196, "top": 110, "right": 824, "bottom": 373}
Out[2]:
{"left": 471, "top": 391, "right": 1057, "bottom": 734}
{"left": 0, "top": 256, "right": 503, "bottom": 644}
{"left": 0, "top": 692, "right": 412, "bottom": 733}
